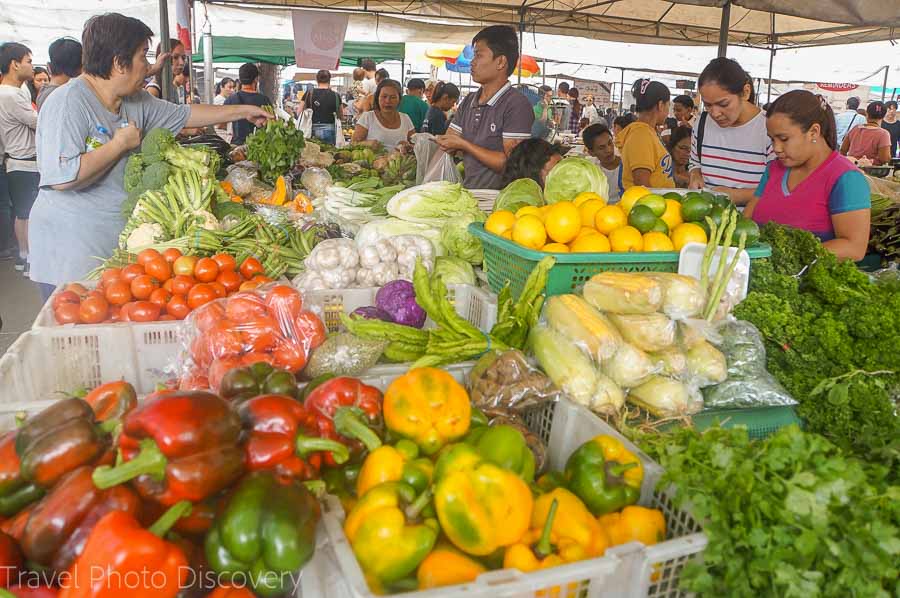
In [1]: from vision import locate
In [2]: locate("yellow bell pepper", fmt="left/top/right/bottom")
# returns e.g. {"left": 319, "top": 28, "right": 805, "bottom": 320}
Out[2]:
{"left": 433, "top": 444, "right": 532, "bottom": 556}
{"left": 384, "top": 368, "right": 471, "bottom": 455}
{"left": 597, "top": 505, "right": 666, "bottom": 547}
{"left": 356, "top": 440, "right": 434, "bottom": 498}
{"left": 416, "top": 542, "right": 487, "bottom": 589}
{"left": 531, "top": 487, "right": 610, "bottom": 561}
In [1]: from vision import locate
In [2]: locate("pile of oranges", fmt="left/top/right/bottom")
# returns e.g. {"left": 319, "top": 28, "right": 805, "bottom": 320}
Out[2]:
{"left": 485, "top": 187, "right": 709, "bottom": 254}
{"left": 51, "top": 248, "right": 274, "bottom": 325}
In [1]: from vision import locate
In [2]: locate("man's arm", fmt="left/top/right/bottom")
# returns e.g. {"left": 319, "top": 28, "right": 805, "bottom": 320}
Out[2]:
{"left": 51, "top": 122, "right": 140, "bottom": 191}
{"left": 185, "top": 104, "right": 271, "bottom": 129}
{"left": 435, "top": 128, "right": 524, "bottom": 174}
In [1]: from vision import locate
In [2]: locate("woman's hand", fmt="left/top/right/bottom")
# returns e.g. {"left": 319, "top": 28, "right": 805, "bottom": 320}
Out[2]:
{"left": 112, "top": 121, "right": 142, "bottom": 152}
{"left": 688, "top": 169, "right": 704, "bottom": 189}
{"left": 242, "top": 106, "right": 273, "bottom": 127}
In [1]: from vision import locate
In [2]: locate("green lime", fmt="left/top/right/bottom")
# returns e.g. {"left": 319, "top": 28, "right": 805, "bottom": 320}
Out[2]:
{"left": 684, "top": 192, "right": 703, "bottom": 202}
{"left": 700, "top": 191, "right": 717, "bottom": 204}
{"left": 681, "top": 196, "right": 713, "bottom": 223}
{"left": 664, "top": 191, "right": 684, "bottom": 202}
{"left": 733, "top": 217, "right": 761, "bottom": 246}
{"left": 713, "top": 194, "right": 731, "bottom": 209}
{"left": 650, "top": 219, "right": 669, "bottom": 234}
{"left": 708, "top": 205, "right": 725, "bottom": 229}
{"left": 635, "top": 194, "right": 667, "bottom": 217}
{"left": 628, "top": 205, "right": 658, "bottom": 234}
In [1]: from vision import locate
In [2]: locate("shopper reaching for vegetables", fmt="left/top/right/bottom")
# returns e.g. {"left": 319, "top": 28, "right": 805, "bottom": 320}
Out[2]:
{"left": 28, "top": 13, "right": 272, "bottom": 299}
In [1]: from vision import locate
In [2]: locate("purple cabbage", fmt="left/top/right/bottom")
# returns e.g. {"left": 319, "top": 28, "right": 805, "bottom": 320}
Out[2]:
{"left": 375, "top": 280, "right": 426, "bottom": 328}
{"left": 351, "top": 306, "right": 394, "bottom": 322}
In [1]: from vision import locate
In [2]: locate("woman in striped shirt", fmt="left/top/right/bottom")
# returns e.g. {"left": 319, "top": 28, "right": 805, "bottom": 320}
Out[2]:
{"left": 688, "top": 58, "right": 773, "bottom": 205}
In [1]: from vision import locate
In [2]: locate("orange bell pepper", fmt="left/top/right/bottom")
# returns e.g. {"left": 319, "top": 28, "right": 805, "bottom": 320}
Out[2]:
{"left": 57, "top": 501, "right": 191, "bottom": 598}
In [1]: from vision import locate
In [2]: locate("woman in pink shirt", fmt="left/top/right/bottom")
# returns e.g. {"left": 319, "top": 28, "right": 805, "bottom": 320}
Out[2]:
{"left": 840, "top": 101, "right": 891, "bottom": 165}
{"left": 746, "top": 90, "right": 870, "bottom": 261}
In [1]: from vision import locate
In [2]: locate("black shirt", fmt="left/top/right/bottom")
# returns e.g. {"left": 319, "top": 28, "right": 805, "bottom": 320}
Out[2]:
{"left": 881, "top": 120, "right": 900, "bottom": 158}
{"left": 422, "top": 106, "right": 449, "bottom": 136}
{"left": 225, "top": 90, "right": 271, "bottom": 145}
{"left": 302, "top": 88, "right": 341, "bottom": 125}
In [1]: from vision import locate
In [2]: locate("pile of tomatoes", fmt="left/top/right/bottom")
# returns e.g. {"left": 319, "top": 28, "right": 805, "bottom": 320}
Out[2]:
{"left": 51, "top": 248, "right": 274, "bottom": 325}
{"left": 181, "top": 284, "right": 328, "bottom": 389}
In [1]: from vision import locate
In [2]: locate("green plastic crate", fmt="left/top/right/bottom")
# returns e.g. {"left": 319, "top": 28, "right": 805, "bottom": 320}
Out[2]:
{"left": 470, "top": 223, "right": 772, "bottom": 298}
{"left": 669, "top": 405, "right": 803, "bottom": 440}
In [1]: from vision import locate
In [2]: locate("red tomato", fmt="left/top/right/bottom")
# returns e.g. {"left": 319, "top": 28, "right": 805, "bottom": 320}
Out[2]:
{"left": 192, "top": 302, "right": 226, "bottom": 333}
{"left": 158, "top": 314, "right": 177, "bottom": 321}
{"left": 99, "top": 268, "right": 122, "bottom": 288}
{"left": 162, "top": 248, "right": 183, "bottom": 264}
{"left": 209, "top": 281, "right": 227, "bottom": 299}
{"left": 120, "top": 263, "right": 145, "bottom": 283}
{"left": 208, "top": 357, "right": 244, "bottom": 392}
{"left": 240, "top": 316, "right": 281, "bottom": 353}
{"left": 52, "top": 290, "right": 81, "bottom": 310}
{"left": 212, "top": 253, "right": 237, "bottom": 272}
{"left": 188, "top": 284, "right": 218, "bottom": 310}
{"left": 179, "top": 367, "right": 209, "bottom": 391}
{"left": 171, "top": 275, "right": 195, "bottom": 295}
{"left": 251, "top": 275, "right": 273, "bottom": 285}
{"left": 119, "top": 302, "right": 134, "bottom": 322}
{"left": 225, "top": 293, "right": 268, "bottom": 322}
{"left": 79, "top": 295, "right": 109, "bottom": 324}
{"left": 129, "top": 300, "right": 161, "bottom": 322}
{"left": 239, "top": 257, "right": 265, "bottom": 280}
{"left": 240, "top": 352, "right": 276, "bottom": 368}
{"left": 190, "top": 334, "right": 213, "bottom": 369}
{"left": 173, "top": 255, "right": 199, "bottom": 277}
{"left": 217, "top": 270, "right": 243, "bottom": 293}
{"left": 265, "top": 285, "right": 303, "bottom": 320}
{"left": 85, "top": 290, "right": 105, "bottom": 302}
{"left": 193, "top": 257, "right": 220, "bottom": 283}
{"left": 137, "top": 248, "right": 162, "bottom": 267}
{"left": 130, "top": 274, "right": 159, "bottom": 300}
{"left": 145, "top": 257, "right": 172, "bottom": 282}
{"left": 104, "top": 280, "right": 133, "bottom": 306}
{"left": 272, "top": 341, "right": 307, "bottom": 373}
{"left": 207, "top": 323, "right": 245, "bottom": 360}
{"left": 294, "top": 310, "right": 327, "bottom": 350}
{"left": 107, "top": 305, "right": 122, "bottom": 322}
{"left": 162, "top": 278, "right": 175, "bottom": 293}
{"left": 149, "top": 288, "right": 172, "bottom": 308}
{"left": 64, "top": 282, "right": 90, "bottom": 298}
{"left": 239, "top": 281, "right": 260, "bottom": 292}
{"left": 54, "top": 303, "right": 81, "bottom": 324}
{"left": 166, "top": 294, "right": 191, "bottom": 320}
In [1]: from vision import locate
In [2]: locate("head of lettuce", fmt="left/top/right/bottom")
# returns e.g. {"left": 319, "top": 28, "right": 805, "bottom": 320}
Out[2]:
{"left": 543, "top": 156, "right": 609, "bottom": 204}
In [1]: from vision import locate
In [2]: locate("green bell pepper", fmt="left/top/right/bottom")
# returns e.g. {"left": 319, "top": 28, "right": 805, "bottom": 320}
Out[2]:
{"left": 205, "top": 472, "right": 320, "bottom": 597}
{"left": 465, "top": 424, "right": 535, "bottom": 483}
{"left": 564, "top": 435, "right": 643, "bottom": 516}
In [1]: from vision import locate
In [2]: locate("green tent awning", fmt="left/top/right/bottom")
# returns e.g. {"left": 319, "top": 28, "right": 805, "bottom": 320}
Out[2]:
{"left": 192, "top": 36, "right": 405, "bottom": 67}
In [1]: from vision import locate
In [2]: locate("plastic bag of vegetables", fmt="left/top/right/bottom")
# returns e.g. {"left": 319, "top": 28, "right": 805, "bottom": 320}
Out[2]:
{"left": 607, "top": 313, "right": 676, "bottom": 353}
{"left": 467, "top": 349, "right": 562, "bottom": 413}
{"left": 601, "top": 343, "right": 659, "bottom": 389}
{"left": 305, "top": 333, "right": 387, "bottom": 378}
{"left": 702, "top": 320, "right": 796, "bottom": 408}
{"left": 684, "top": 340, "right": 728, "bottom": 388}
{"left": 627, "top": 375, "right": 703, "bottom": 418}
{"left": 645, "top": 273, "right": 706, "bottom": 319}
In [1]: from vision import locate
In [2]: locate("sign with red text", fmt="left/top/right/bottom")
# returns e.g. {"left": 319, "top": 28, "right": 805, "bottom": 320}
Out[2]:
{"left": 292, "top": 11, "right": 349, "bottom": 69}
{"left": 816, "top": 83, "right": 860, "bottom": 92}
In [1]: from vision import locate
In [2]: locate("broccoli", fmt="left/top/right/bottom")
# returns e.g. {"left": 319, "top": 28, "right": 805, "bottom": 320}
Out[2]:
{"left": 140, "top": 128, "right": 176, "bottom": 164}
{"left": 124, "top": 154, "right": 145, "bottom": 193}
{"left": 141, "top": 161, "right": 172, "bottom": 191}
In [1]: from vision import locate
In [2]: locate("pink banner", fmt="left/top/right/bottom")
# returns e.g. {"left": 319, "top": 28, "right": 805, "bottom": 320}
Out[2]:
{"left": 175, "top": 0, "right": 192, "bottom": 53}
{"left": 292, "top": 11, "right": 349, "bottom": 70}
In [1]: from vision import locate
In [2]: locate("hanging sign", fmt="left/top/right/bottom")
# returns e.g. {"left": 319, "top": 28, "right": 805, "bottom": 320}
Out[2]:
{"left": 816, "top": 83, "right": 859, "bottom": 92}
{"left": 292, "top": 11, "right": 349, "bottom": 69}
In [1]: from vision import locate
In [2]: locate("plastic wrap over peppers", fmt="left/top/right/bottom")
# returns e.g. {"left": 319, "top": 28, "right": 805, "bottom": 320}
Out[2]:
{"left": 178, "top": 284, "right": 327, "bottom": 392}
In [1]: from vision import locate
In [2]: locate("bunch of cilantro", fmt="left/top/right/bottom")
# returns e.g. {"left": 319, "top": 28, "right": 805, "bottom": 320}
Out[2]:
{"left": 641, "top": 425, "right": 900, "bottom": 597}
{"left": 733, "top": 223, "right": 900, "bottom": 459}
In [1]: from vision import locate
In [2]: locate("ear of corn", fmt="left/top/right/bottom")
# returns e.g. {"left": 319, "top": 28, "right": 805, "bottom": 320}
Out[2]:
{"left": 544, "top": 295, "right": 622, "bottom": 363}
{"left": 583, "top": 272, "right": 663, "bottom": 315}
{"left": 607, "top": 313, "right": 677, "bottom": 353}
{"left": 627, "top": 375, "right": 702, "bottom": 418}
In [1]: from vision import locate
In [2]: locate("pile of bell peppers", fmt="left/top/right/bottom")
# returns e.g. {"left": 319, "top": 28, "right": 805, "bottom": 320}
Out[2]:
{"left": 334, "top": 367, "right": 668, "bottom": 594}
{"left": 0, "top": 361, "right": 668, "bottom": 598}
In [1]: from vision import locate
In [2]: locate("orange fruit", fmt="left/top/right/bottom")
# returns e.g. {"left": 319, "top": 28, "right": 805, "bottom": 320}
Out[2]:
{"left": 609, "top": 226, "right": 644, "bottom": 252}
{"left": 569, "top": 233, "right": 611, "bottom": 253}
{"left": 512, "top": 215, "right": 547, "bottom": 250}
{"left": 544, "top": 201, "right": 582, "bottom": 244}
{"left": 485, "top": 210, "right": 516, "bottom": 236}
{"left": 542, "top": 242, "right": 570, "bottom": 253}
{"left": 670, "top": 223, "right": 708, "bottom": 251}
{"left": 642, "top": 231, "right": 675, "bottom": 252}
{"left": 594, "top": 205, "right": 627, "bottom": 235}
{"left": 660, "top": 199, "right": 684, "bottom": 231}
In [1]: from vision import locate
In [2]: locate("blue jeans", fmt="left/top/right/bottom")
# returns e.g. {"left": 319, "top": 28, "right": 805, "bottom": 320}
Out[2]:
{"left": 0, "top": 165, "right": 12, "bottom": 251}
{"left": 312, "top": 123, "right": 337, "bottom": 146}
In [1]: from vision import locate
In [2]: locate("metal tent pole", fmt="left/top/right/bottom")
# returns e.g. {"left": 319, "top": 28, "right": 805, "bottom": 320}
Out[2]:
{"left": 202, "top": 31, "right": 214, "bottom": 104}
{"left": 717, "top": 1, "right": 731, "bottom": 58}
{"left": 517, "top": 8, "right": 525, "bottom": 86}
{"left": 159, "top": 0, "right": 174, "bottom": 103}
{"left": 619, "top": 68, "right": 625, "bottom": 112}
{"left": 883, "top": 65, "right": 889, "bottom": 101}
{"left": 766, "top": 12, "right": 775, "bottom": 107}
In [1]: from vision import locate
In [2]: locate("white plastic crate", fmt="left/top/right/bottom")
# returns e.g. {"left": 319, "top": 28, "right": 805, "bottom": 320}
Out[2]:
{"left": 470, "top": 188, "right": 499, "bottom": 213}
{"left": 304, "top": 399, "right": 707, "bottom": 598}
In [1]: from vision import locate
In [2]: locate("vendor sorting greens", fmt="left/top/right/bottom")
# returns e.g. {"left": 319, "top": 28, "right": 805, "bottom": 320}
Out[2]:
{"left": 435, "top": 25, "right": 534, "bottom": 190}
{"left": 745, "top": 90, "right": 870, "bottom": 261}
{"left": 28, "top": 13, "right": 271, "bottom": 298}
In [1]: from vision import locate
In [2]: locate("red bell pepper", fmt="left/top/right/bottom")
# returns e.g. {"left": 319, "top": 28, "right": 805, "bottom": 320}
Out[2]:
{"left": 20, "top": 466, "right": 141, "bottom": 574}
{"left": 92, "top": 391, "right": 245, "bottom": 506}
{"left": 82, "top": 381, "right": 137, "bottom": 423}
{"left": 303, "top": 377, "right": 384, "bottom": 463}
{"left": 0, "top": 531, "right": 22, "bottom": 588}
{"left": 57, "top": 501, "right": 191, "bottom": 598}
{"left": 0, "top": 432, "right": 44, "bottom": 518}
{"left": 239, "top": 394, "right": 350, "bottom": 482}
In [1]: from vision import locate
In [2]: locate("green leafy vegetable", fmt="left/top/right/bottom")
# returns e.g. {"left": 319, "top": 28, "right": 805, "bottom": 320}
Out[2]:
{"left": 639, "top": 425, "right": 900, "bottom": 597}
{"left": 494, "top": 178, "right": 544, "bottom": 213}
{"left": 386, "top": 181, "right": 479, "bottom": 225}
{"left": 432, "top": 256, "right": 476, "bottom": 286}
{"left": 542, "top": 156, "right": 608, "bottom": 204}
{"left": 246, "top": 115, "right": 306, "bottom": 184}
{"left": 440, "top": 210, "right": 486, "bottom": 265}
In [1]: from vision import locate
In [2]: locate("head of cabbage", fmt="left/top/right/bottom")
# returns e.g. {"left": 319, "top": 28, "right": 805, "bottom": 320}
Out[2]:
{"left": 440, "top": 210, "right": 486, "bottom": 265}
{"left": 494, "top": 178, "right": 544, "bottom": 213}
{"left": 433, "top": 256, "right": 476, "bottom": 286}
{"left": 543, "top": 156, "right": 608, "bottom": 204}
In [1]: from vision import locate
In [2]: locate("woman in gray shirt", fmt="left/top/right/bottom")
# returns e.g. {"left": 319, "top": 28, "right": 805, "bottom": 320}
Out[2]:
{"left": 30, "top": 13, "right": 270, "bottom": 298}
